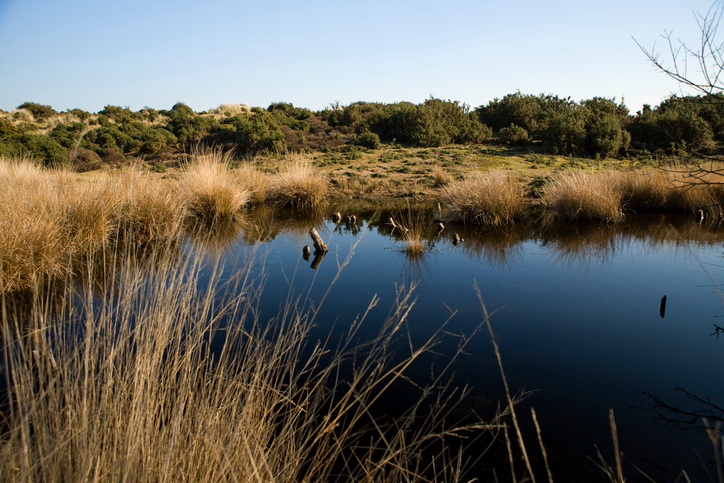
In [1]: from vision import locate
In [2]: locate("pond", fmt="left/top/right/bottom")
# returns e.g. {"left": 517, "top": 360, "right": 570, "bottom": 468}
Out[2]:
{"left": 197, "top": 201, "right": 724, "bottom": 482}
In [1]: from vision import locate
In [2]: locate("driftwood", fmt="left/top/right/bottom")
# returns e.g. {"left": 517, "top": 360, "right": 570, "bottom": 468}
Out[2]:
{"left": 309, "top": 227, "right": 328, "bottom": 253}
{"left": 302, "top": 245, "right": 311, "bottom": 261}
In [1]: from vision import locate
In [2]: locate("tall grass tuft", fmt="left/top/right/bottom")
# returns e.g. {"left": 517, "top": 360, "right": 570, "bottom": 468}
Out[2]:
{"left": 541, "top": 170, "right": 624, "bottom": 223}
{"left": 432, "top": 167, "right": 454, "bottom": 187}
{"left": 267, "top": 156, "right": 328, "bottom": 208}
{"left": 110, "top": 165, "right": 185, "bottom": 243}
{"left": 0, "top": 240, "right": 495, "bottom": 482}
{"left": 617, "top": 168, "right": 670, "bottom": 212}
{"left": 393, "top": 203, "right": 430, "bottom": 257}
{"left": 179, "top": 151, "right": 249, "bottom": 222}
{"left": 235, "top": 161, "right": 269, "bottom": 204}
{"left": 441, "top": 169, "right": 526, "bottom": 226}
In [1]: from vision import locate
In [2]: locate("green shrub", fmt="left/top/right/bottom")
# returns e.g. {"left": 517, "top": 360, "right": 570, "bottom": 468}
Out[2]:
{"left": 66, "top": 108, "right": 91, "bottom": 121}
{"left": 225, "top": 112, "right": 286, "bottom": 154}
{"left": 0, "top": 118, "right": 17, "bottom": 136}
{"left": 542, "top": 108, "right": 587, "bottom": 156}
{"left": 165, "top": 102, "right": 216, "bottom": 145}
{"left": 581, "top": 97, "right": 631, "bottom": 158}
{"left": 0, "top": 134, "right": 68, "bottom": 166}
{"left": 140, "top": 127, "right": 177, "bottom": 153}
{"left": 17, "top": 102, "right": 57, "bottom": 120}
{"left": 498, "top": 124, "right": 529, "bottom": 145}
{"left": 49, "top": 122, "right": 86, "bottom": 149}
{"left": 357, "top": 131, "right": 381, "bottom": 149}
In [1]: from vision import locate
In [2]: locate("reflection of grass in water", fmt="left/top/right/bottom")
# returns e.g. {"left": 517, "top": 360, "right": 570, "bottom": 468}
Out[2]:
{"left": 447, "top": 222, "right": 530, "bottom": 267}
{"left": 1, "top": 236, "right": 503, "bottom": 482}
{"left": 238, "top": 204, "right": 326, "bottom": 244}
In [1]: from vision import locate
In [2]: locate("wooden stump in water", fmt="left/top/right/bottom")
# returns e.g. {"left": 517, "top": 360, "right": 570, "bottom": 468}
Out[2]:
{"left": 660, "top": 295, "right": 667, "bottom": 318}
{"left": 310, "top": 250, "right": 327, "bottom": 270}
{"left": 434, "top": 202, "right": 442, "bottom": 223}
{"left": 309, "top": 227, "right": 328, "bottom": 253}
{"left": 302, "top": 245, "right": 311, "bottom": 261}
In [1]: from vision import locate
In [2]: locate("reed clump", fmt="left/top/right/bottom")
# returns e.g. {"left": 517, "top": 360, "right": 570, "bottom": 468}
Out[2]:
{"left": 432, "top": 167, "right": 454, "bottom": 187}
{"left": 267, "top": 156, "right": 328, "bottom": 208}
{"left": 110, "top": 166, "right": 185, "bottom": 243}
{"left": 178, "top": 151, "right": 249, "bottom": 222}
{"left": 0, "top": 240, "right": 493, "bottom": 482}
{"left": 541, "top": 170, "right": 624, "bottom": 223}
{"left": 393, "top": 204, "right": 430, "bottom": 256}
{"left": 616, "top": 168, "right": 671, "bottom": 212}
{"left": 235, "top": 161, "right": 269, "bottom": 204}
{"left": 441, "top": 169, "right": 526, "bottom": 226}
{"left": 0, "top": 157, "right": 127, "bottom": 292}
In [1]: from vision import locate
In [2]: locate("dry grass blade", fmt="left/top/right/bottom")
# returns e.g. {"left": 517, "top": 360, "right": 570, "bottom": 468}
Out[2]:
{"left": 475, "top": 281, "right": 536, "bottom": 483}
{"left": 588, "top": 409, "right": 626, "bottom": 483}
{"left": 531, "top": 408, "right": 554, "bottom": 483}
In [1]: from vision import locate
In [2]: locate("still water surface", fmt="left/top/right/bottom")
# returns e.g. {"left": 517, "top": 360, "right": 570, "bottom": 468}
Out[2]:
{"left": 200, "top": 202, "right": 724, "bottom": 481}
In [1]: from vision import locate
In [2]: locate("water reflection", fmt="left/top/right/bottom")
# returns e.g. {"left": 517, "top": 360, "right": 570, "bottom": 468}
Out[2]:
{"left": 232, "top": 203, "right": 724, "bottom": 273}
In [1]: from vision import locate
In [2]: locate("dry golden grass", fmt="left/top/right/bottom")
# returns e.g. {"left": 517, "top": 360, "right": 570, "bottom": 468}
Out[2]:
{"left": 179, "top": 151, "right": 250, "bottom": 222}
{"left": 110, "top": 166, "right": 185, "bottom": 242}
{"left": 542, "top": 170, "right": 624, "bottom": 223}
{"left": 0, "top": 157, "right": 122, "bottom": 291}
{"left": 0, "top": 238, "right": 494, "bottom": 482}
{"left": 235, "top": 161, "right": 269, "bottom": 204}
{"left": 393, "top": 204, "right": 430, "bottom": 256}
{"left": 431, "top": 167, "right": 454, "bottom": 187}
{"left": 616, "top": 168, "right": 671, "bottom": 212}
{"left": 441, "top": 169, "right": 526, "bottom": 226}
{"left": 267, "top": 156, "right": 328, "bottom": 208}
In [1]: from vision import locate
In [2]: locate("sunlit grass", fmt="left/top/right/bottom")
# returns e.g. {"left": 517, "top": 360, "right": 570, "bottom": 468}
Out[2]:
{"left": 179, "top": 150, "right": 250, "bottom": 221}
{"left": 0, "top": 235, "right": 494, "bottom": 482}
{"left": 541, "top": 170, "right": 624, "bottom": 223}
{"left": 267, "top": 156, "right": 328, "bottom": 208}
{"left": 441, "top": 169, "right": 526, "bottom": 226}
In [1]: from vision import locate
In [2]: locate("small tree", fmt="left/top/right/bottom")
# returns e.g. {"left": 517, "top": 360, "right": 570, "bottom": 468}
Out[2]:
{"left": 636, "top": 2, "right": 724, "bottom": 185}
{"left": 635, "top": 3, "right": 724, "bottom": 99}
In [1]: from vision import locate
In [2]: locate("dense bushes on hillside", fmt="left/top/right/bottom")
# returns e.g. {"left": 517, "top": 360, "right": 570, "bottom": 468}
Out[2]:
{"left": 0, "top": 93, "right": 722, "bottom": 166}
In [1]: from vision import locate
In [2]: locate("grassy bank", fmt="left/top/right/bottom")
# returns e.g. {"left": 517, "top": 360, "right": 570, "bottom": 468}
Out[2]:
{"left": 3, "top": 150, "right": 723, "bottom": 292}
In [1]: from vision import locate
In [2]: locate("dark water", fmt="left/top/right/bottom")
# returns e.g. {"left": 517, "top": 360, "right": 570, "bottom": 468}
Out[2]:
{"left": 199, "top": 202, "right": 724, "bottom": 482}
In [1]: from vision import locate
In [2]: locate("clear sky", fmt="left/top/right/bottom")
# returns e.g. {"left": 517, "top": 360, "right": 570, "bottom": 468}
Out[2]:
{"left": 0, "top": 0, "right": 718, "bottom": 115}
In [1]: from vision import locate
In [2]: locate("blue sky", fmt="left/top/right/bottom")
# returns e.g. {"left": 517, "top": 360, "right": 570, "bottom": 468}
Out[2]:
{"left": 0, "top": 0, "right": 717, "bottom": 115}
